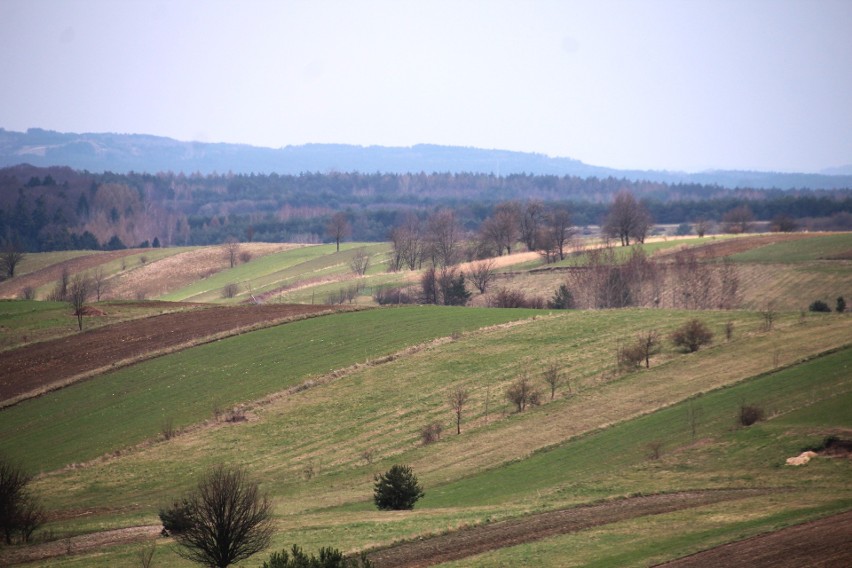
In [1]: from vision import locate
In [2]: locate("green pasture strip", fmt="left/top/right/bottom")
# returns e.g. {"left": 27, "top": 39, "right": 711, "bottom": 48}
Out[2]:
{"left": 158, "top": 243, "right": 387, "bottom": 302}
{"left": 0, "top": 306, "right": 539, "bottom": 473}
{"left": 423, "top": 346, "right": 852, "bottom": 508}
{"left": 157, "top": 244, "right": 323, "bottom": 301}
{"left": 18, "top": 316, "right": 852, "bottom": 564}
{"left": 233, "top": 243, "right": 393, "bottom": 303}
{"left": 277, "top": 271, "right": 408, "bottom": 304}
{"left": 35, "top": 310, "right": 849, "bottom": 516}
{"left": 442, "top": 493, "right": 852, "bottom": 568}
{"left": 729, "top": 233, "right": 852, "bottom": 263}
{"left": 12, "top": 250, "right": 98, "bottom": 276}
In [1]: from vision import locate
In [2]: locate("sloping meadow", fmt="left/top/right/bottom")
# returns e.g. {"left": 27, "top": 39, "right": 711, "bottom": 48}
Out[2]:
{"left": 19, "top": 308, "right": 851, "bottom": 563}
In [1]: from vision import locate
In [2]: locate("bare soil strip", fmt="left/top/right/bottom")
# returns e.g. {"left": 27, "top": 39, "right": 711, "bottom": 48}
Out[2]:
{"left": 0, "top": 304, "right": 339, "bottom": 407}
{"left": 365, "top": 489, "right": 774, "bottom": 568}
{"left": 655, "top": 509, "right": 852, "bottom": 568}
{"left": 0, "top": 490, "right": 771, "bottom": 566}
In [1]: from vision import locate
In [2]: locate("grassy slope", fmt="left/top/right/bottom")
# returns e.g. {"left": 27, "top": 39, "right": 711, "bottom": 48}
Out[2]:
{"left": 0, "top": 306, "right": 540, "bottom": 473}
{"left": 24, "top": 321, "right": 852, "bottom": 567}
{"left": 728, "top": 233, "right": 852, "bottom": 263}
{"left": 157, "top": 243, "right": 392, "bottom": 303}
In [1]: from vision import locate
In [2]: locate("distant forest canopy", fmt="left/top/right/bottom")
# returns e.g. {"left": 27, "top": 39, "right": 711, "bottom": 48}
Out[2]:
{"left": 1, "top": 163, "right": 850, "bottom": 252}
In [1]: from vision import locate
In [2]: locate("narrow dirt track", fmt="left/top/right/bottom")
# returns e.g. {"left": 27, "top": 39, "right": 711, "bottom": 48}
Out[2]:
{"left": 366, "top": 489, "right": 773, "bottom": 568}
{"left": 0, "top": 303, "right": 338, "bottom": 406}
{"left": 656, "top": 509, "right": 852, "bottom": 568}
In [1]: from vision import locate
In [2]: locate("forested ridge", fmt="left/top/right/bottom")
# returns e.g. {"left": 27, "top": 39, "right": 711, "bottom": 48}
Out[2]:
{"left": 1, "top": 164, "right": 850, "bottom": 251}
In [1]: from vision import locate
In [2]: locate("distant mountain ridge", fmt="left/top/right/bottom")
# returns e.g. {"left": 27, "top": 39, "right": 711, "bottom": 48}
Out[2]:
{"left": 1, "top": 128, "right": 850, "bottom": 190}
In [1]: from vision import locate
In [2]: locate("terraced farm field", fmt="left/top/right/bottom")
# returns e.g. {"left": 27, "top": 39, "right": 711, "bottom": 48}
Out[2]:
{"left": 0, "top": 234, "right": 849, "bottom": 567}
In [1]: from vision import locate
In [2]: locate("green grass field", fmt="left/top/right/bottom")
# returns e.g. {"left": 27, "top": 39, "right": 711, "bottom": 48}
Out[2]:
{"left": 729, "top": 233, "right": 852, "bottom": 263}
{"left": 158, "top": 243, "right": 392, "bottom": 303}
{"left": 2, "top": 235, "right": 851, "bottom": 567}
{"left": 19, "top": 318, "right": 851, "bottom": 567}
{"left": 0, "top": 306, "right": 540, "bottom": 472}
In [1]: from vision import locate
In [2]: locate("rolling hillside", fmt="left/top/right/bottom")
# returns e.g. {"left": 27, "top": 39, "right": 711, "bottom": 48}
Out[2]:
{"left": 0, "top": 233, "right": 849, "bottom": 566}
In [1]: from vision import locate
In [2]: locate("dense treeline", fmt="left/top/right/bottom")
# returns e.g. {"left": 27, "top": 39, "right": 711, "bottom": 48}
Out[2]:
{"left": 0, "top": 164, "right": 849, "bottom": 251}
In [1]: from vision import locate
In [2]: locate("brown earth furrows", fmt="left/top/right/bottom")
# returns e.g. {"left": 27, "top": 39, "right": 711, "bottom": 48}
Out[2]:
{"left": 0, "top": 250, "right": 140, "bottom": 299}
{"left": 366, "top": 489, "right": 773, "bottom": 568}
{"left": 656, "top": 509, "right": 852, "bottom": 568}
{"left": 0, "top": 304, "right": 338, "bottom": 406}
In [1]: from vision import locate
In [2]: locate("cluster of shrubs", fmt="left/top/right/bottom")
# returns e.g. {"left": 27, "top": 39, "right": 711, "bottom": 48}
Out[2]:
{"left": 809, "top": 296, "right": 845, "bottom": 313}
{"left": 487, "top": 288, "right": 545, "bottom": 309}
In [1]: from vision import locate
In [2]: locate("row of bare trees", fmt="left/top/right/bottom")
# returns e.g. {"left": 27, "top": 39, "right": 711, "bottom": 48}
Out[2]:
{"left": 562, "top": 248, "right": 740, "bottom": 310}
{"left": 388, "top": 201, "right": 577, "bottom": 273}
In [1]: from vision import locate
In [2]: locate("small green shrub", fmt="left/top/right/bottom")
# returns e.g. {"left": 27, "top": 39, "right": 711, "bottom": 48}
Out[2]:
{"left": 158, "top": 498, "right": 194, "bottom": 534}
{"left": 547, "top": 284, "right": 575, "bottom": 309}
{"left": 809, "top": 300, "right": 831, "bottom": 312}
{"left": 738, "top": 404, "right": 765, "bottom": 427}
{"left": 373, "top": 465, "right": 424, "bottom": 510}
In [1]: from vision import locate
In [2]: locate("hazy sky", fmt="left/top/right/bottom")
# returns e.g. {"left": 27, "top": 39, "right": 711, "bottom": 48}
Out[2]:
{"left": 2, "top": 0, "right": 850, "bottom": 173}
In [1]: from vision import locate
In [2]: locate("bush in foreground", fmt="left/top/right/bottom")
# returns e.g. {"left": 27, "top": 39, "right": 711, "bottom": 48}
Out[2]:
{"left": 809, "top": 300, "right": 831, "bottom": 313}
{"left": 262, "top": 544, "right": 373, "bottom": 568}
{"left": 670, "top": 319, "right": 714, "bottom": 353}
{"left": 0, "top": 455, "right": 46, "bottom": 545}
{"left": 171, "top": 465, "right": 272, "bottom": 568}
{"left": 373, "top": 465, "right": 424, "bottom": 511}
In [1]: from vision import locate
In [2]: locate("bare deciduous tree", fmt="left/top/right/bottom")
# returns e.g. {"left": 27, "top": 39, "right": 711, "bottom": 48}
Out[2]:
{"left": 326, "top": 212, "right": 351, "bottom": 253}
{"left": 426, "top": 209, "right": 461, "bottom": 267}
{"left": 223, "top": 237, "right": 241, "bottom": 268}
{"left": 636, "top": 329, "right": 661, "bottom": 368}
{"left": 173, "top": 465, "right": 273, "bottom": 568}
{"left": 603, "top": 190, "right": 652, "bottom": 246}
{"left": 540, "top": 205, "right": 574, "bottom": 261}
{"left": 519, "top": 200, "right": 545, "bottom": 251}
{"left": 481, "top": 202, "right": 521, "bottom": 255}
{"left": 389, "top": 213, "right": 423, "bottom": 271}
{"left": 0, "top": 242, "right": 25, "bottom": 279}
{"left": 693, "top": 218, "right": 711, "bottom": 238}
{"left": 448, "top": 386, "right": 469, "bottom": 435}
{"left": 350, "top": 248, "right": 370, "bottom": 276}
{"left": 467, "top": 259, "right": 496, "bottom": 294}
{"left": 91, "top": 266, "right": 108, "bottom": 301}
{"left": 543, "top": 361, "right": 563, "bottom": 400}
{"left": 0, "top": 455, "right": 46, "bottom": 545}
{"left": 68, "top": 274, "right": 92, "bottom": 331}
{"left": 505, "top": 374, "right": 541, "bottom": 412}
{"left": 722, "top": 205, "right": 754, "bottom": 234}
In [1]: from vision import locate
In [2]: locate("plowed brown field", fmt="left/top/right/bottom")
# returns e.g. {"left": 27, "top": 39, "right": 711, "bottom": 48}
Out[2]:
{"left": 366, "top": 490, "right": 773, "bottom": 568}
{"left": 0, "top": 303, "right": 338, "bottom": 406}
{"left": 656, "top": 509, "right": 852, "bottom": 568}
